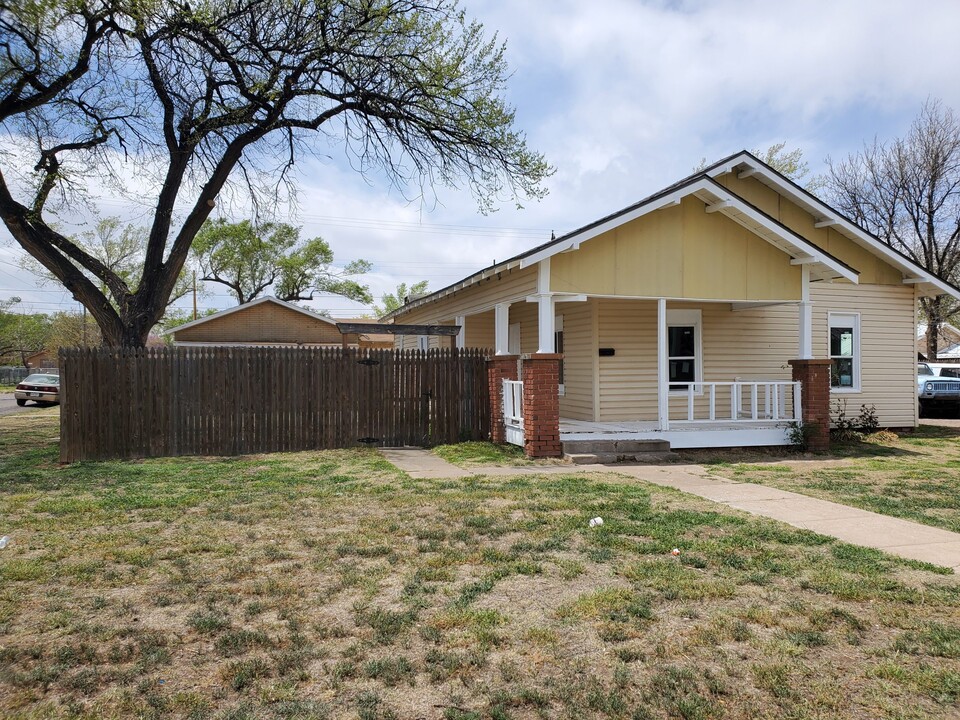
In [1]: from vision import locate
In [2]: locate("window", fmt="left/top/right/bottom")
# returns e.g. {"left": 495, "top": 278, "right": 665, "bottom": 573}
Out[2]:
{"left": 555, "top": 314, "right": 564, "bottom": 395}
{"left": 667, "top": 309, "right": 702, "bottom": 392}
{"left": 417, "top": 335, "right": 429, "bottom": 351}
{"left": 829, "top": 313, "right": 860, "bottom": 391}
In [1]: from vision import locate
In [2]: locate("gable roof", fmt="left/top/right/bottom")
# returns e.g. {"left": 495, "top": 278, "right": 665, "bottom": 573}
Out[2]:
{"left": 385, "top": 151, "right": 960, "bottom": 320}
{"left": 165, "top": 296, "right": 339, "bottom": 335}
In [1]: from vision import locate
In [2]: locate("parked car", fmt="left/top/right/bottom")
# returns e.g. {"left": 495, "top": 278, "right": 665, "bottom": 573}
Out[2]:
{"left": 917, "top": 363, "right": 960, "bottom": 417}
{"left": 14, "top": 373, "right": 60, "bottom": 407}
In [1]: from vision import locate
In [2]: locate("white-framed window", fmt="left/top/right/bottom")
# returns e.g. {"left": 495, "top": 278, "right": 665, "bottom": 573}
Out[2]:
{"left": 829, "top": 312, "right": 860, "bottom": 392}
{"left": 417, "top": 335, "right": 429, "bottom": 351}
{"left": 667, "top": 309, "right": 702, "bottom": 393}
{"left": 555, "top": 314, "right": 564, "bottom": 396}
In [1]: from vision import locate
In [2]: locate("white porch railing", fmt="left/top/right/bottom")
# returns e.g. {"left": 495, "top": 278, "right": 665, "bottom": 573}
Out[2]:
{"left": 668, "top": 381, "right": 801, "bottom": 425}
{"left": 502, "top": 379, "right": 525, "bottom": 446}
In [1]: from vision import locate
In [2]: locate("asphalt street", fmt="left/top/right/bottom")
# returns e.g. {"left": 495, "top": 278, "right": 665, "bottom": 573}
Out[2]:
{"left": 0, "top": 394, "right": 49, "bottom": 417}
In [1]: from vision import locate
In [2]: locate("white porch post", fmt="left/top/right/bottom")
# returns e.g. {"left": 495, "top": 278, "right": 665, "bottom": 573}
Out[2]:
{"left": 455, "top": 315, "right": 466, "bottom": 349}
{"left": 495, "top": 303, "right": 511, "bottom": 355}
{"left": 798, "top": 266, "right": 812, "bottom": 359}
{"left": 657, "top": 298, "right": 669, "bottom": 431}
{"left": 536, "top": 258, "right": 555, "bottom": 354}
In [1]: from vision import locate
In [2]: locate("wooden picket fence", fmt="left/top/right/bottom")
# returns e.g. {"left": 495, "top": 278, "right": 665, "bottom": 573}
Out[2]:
{"left": 59, "top": 346, "right": 490, "bottom": 462}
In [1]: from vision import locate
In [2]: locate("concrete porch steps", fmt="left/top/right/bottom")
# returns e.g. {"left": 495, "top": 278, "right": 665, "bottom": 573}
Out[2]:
{"left": 562, "top": 438, "right": 679, "bottom": 465}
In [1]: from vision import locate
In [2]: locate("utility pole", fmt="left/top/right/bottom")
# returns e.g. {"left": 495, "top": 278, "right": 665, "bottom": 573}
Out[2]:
{"left": 192, "top": 271, "right": 198, "bottom": 321}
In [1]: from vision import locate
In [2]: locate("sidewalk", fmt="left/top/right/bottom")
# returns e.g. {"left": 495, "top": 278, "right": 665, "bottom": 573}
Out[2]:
{"left": 379, "top": 448, "right": 960, "bottom": 572}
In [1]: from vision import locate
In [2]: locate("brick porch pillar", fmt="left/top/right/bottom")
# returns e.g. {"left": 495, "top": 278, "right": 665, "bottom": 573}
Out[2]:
{"left": 487, "top": 355, "right": 519, "bottom": 444}
{"left": 522, "top": 353, "right": 563, "bottom": 458}
{"left": 788, "top": 358, "right": 832, "bottom": 451}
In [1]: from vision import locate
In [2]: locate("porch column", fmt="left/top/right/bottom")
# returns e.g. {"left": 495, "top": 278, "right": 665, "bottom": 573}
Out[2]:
{"left": 535, "top": 257, "right": 555, "bottom": 354}
{"left": 455, "top": 315, "right": 466, "bottom": 350}
{"left": 537, "top": 295, "right": 555, "bottom": 353}
{"left": 788, "top": 358, "right": 832, "bottom": 451}
{"left": 657, "top": 298, "right": 670, "bottom": 431}
{"left": 487, "top": 353, "right": 519, "bottom": 444}
{"left": 494, "top": 303, "right": 511, "bottom": 355}
{"left": 798, "top": 266, "right": 812, "bottom": 359}
{"left": 522, "top": 353, "right": 562, "bottom": 458}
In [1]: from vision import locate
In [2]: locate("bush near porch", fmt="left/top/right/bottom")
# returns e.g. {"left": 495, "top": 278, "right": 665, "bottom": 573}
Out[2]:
{"left": 0, "top": 410, "right": 958, "bottom": 719}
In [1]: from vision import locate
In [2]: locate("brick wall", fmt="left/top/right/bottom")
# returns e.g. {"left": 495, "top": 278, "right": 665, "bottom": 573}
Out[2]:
{"left": 522, "top": 354, "right": 562, "bottom": 458}
{"left": 487, "top": 355, "right": 519, "bottom": 444}
{"left": 789, "top": 358, "right": 832, "bottom": 451}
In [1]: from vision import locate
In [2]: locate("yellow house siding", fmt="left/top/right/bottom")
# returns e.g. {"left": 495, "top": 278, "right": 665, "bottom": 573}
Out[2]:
{"left": 558, "top": 301, "right": 594, "bottom": 420}
{"left": 811, "top": 283, "right": 917, "bottom": 427}
{"left": 595, "top": 299, "right": 799, "bottom": 421}
{"left": 173, "top": 302, "right": 342, "bottom": 344}
{"left": 596, "top": 299, "right": 658, "bottom": 421}
{"left": 465, "top": 310, "right": 494, "bottom": 349}
{"left": 550, "top": 197, "right": 801, "bottom": 301}
{"left": 717, "top": 174, "right": 903, "bottom": 285}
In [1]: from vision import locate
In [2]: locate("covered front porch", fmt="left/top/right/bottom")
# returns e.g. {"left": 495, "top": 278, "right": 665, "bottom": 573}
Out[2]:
{"left": 559, "top": 417, "right": 794, "bottom": 449}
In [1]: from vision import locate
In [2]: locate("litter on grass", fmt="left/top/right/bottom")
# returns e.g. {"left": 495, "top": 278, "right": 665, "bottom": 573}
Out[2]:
{"left": 589, "top": 517, "right": 604, "bottom": 528}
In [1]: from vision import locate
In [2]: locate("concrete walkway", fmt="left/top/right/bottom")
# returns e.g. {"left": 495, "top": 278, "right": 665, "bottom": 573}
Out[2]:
{"left": 379, "top": 448, "right": 960, "bottom": 572}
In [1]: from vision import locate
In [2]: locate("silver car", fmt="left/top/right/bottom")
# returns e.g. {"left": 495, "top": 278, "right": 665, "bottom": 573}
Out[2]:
{"left": 14, "top": 373, "right": 60, "bottom": 407}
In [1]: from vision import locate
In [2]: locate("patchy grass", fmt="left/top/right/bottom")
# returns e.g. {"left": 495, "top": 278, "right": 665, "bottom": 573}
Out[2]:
{"left": 432, "top": 440, "right": 534, "bottom": 466}
{"left": 681, "top": 422, "right": 960, "bottom": 534}
{"left": 0, "top": 412, "right": 959, "bottom": 718}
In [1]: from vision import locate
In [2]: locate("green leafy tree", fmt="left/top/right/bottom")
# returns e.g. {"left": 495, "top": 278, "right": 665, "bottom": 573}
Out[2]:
{"left": 0, "top": 0, "right": 550, "bottom": 347}
{"left": 193, "top": 219, "right": 372, "bottom": 305}
{"left": 827, "top": 99, "right": 960, "bottom": 357}
{"left": 753, "top": 142, "right": 826, "bottom": 192}
{"left": 0, "top": 298, "right": 51, "bottom": 367}
{"left": 373, "top": 280, "right": 429, "bottom": 318}
{"left": 44, "top": 311, "right": 102, "bottom": 352}
{"left": 695, "top": 142, "right": 824, "bottom": 190}
{"left": 20, "top": 217, "right": 193, "bottom": 312}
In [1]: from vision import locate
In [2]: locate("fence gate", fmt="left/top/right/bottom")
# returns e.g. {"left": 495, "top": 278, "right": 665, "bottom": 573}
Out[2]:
{"left": 59, "top": 346, "right": 490, "bottom": 462}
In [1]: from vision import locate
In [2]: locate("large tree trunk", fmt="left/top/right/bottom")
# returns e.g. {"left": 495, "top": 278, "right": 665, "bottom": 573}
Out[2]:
{"left": 922, "top": 296, "right": 944, "bottom": 359}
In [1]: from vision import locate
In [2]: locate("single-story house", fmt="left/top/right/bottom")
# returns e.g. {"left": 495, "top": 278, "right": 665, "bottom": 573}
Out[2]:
{"left": 166, "top": 296, "right": 391, "bottom": 349}
{"left": 384, "top": 150, "right": 960, "bottom": 456}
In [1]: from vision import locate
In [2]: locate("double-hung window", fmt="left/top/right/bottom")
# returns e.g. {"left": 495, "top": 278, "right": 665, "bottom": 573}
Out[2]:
{"left": 829, "top": 313, "right": 860, "bottom": 391}
{"left": 667, "top": 309, "right": 702, "bottom": 392}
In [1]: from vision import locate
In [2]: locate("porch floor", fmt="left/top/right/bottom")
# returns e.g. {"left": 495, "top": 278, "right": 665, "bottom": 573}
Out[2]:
{"left": 560, "top": 418, "right": 793, "bottom": 449}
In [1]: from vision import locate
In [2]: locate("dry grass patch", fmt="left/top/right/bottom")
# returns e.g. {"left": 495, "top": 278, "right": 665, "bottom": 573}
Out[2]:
{"left": 0, "top": 412, "right": 958, "bottom": 718}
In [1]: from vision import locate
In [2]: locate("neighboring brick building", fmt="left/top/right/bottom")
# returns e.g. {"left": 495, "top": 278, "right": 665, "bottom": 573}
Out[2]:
{"left": 166, "top": 296, "right": 382, "bottom": 348}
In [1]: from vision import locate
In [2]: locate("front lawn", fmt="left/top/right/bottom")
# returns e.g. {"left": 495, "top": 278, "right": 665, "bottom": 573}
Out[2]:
{"left": 1, "top": 413, "right": 959, "bottom": 719}
{"left": 689, "top": 424, "right": 960, "bottom": 535}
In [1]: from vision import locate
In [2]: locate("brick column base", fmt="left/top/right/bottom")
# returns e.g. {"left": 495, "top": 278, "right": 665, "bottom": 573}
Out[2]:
{"left": 522, "top": 354, "right": 563, "bottom": 458}
{"left": 487, "top": 355, "right": 519, "bottom": 444}
{"left": 788, "top": 358, "right": 832, "bottom": 451}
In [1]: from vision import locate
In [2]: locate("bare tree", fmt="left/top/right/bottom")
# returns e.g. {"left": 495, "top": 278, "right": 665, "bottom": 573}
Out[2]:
{"left": 827, "top": 100, "right": 960, "bottom": 358}
{"left": 0, "top": 0, "right": 550, "bottom": 346}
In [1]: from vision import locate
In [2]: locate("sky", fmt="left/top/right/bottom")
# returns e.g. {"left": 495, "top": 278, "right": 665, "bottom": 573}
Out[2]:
{"left": 3, "top": 0, "right": 960, "bottom": 322}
